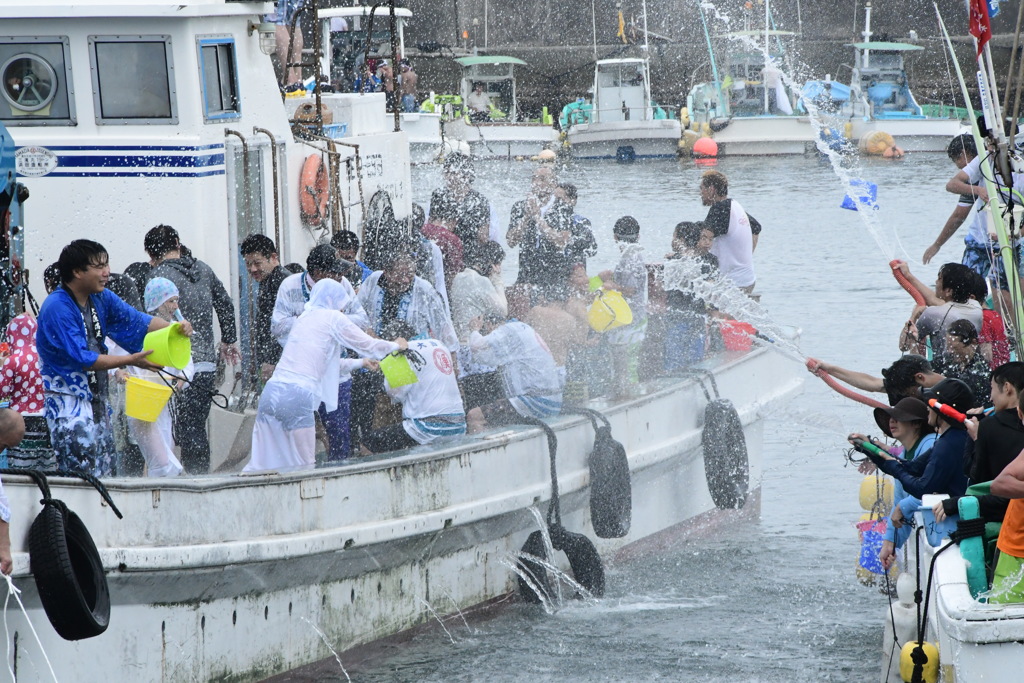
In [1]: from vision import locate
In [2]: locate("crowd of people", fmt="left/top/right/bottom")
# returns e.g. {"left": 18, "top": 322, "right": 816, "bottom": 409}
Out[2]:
{"left": 810, "top": 133, "right": 1024, "bottom": 602}
{"left": 0, "top": 156, "right": 767, "bottom": 568}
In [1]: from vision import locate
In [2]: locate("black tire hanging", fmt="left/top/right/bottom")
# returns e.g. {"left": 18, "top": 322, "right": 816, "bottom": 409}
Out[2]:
{"left": 29, "top": 501, "right": 110, "bottom": 640}
{"left": 702, "top": 399, "right": 749, "bottom": 510}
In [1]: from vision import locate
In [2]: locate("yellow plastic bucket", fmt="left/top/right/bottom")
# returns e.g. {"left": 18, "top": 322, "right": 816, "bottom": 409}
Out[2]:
{"left": 124, "top": 377, "right": 173, "bottom": 422}
{"left": 587, "top": 290, "right": 633, "bottom": 332}
{"left": 143, "top": 323, "right": 191, "bottom": 370}
{"left": 380, "top": 352, "right": 418, "bottom": 387}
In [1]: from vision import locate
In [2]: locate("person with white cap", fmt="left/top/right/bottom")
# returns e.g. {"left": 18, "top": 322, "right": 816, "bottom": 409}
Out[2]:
{"left": 116, "top": 277, "right": 190, "bottom": 478}
{"left": 246, "top": 279, "right": 407, "bottom": 473}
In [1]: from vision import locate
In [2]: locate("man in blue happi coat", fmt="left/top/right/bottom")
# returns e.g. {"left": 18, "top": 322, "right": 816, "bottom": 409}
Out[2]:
{"left": 35, "top": 240, "right": 193, "bottom": 476}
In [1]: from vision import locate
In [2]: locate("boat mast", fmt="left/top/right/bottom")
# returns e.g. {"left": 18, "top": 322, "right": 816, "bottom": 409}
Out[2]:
{"left": 591, "top": 0, "right": 597, "bottom": 60}
{"left": 763, "top": 0, "right": 770, "bottom": 114}
{"left": 861, "top": 0, "right": 873, "bottom": 69}
{"left": 642, "top": 0, "right": 651, "bottom": 119}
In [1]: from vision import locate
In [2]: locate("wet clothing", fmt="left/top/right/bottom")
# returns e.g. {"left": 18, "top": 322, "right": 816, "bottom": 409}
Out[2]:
{"left": 272, "top": 272, "right": 367, "bottom": 346}
{"left": 429, "top": 187, "right": 492, "bottom": 245}
{"left": 0, "top": 314, "right": 44, "bottom": 415}
{"left": 941, "top": 408, "right": 1024, "bottom": 522}
{"left": 123, "top": 261, "right": 153, "bottom": 302}
{"left": 107, "top": 273, "right": 144, "bottom": 312}
{"left": 933, "top": 351, "right": 991, "bottom": 406}
{"left": 357, "top": 272, "right": 458, "bottom": 350}
{"left": 507, "top": 197, "right": 575, "bottom": 286}
{"left": 255, "top": 265, "right": 290, "bottom": 367}
{"left": 470, "top": 321, "right": 563, "bottom": 418}
{"left": 882, "top": 433, "right": 938, "bottom": 547}
{"left": 421, "top": 223, "right": 464, "bottom": 291}
{"left": 981, "top": 308, "right": 1011, "bottom": 369}
{"left": 872, "top": 428, "right": 970, "bottom": 499}
{"left": 664, "top": 252, "right": 719, "bottom": 373}
{"left": 36, "top": 287, "right": 152, "bottom": 476}
{"left": 565, "top": 214, "right": 598, "bottom": 269}
{"left": 150, "top": 255, "right": 236, "bottom": 474}
{"left": 915, "top": 300, "right": 983, "bottom": 358}
{"left": 371, "top": 338, "right": 465, "bottom": 449}
{"left": 247, "top": 280, "right": 398, "bottom": 472}
{"left": 704, "top": 198, "right": 755, "bottom": 289}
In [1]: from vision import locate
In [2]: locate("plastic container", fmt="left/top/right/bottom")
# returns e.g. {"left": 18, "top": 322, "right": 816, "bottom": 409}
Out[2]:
{"left": 143, "top": 323, "right": 191, "bottom": 370}
{"left": 840, "top": 179, "right": 878, "bottom": 211}
{"left": 125, "top": 377, "right": 173, "bottom": 422}
{"left": 719, "top": 320, "right": 755, "bottom": 351}
{"left": 587, "top": 290, "right": 633, "bottom": 332}
{"left": 588, "top": 276, "right": 603, "bottom": 292}
{"left": 380, "top": 352, "right": 418, "bottom": 387}
{"left": 917, "top": 494, "right": 957, "bottom": 547}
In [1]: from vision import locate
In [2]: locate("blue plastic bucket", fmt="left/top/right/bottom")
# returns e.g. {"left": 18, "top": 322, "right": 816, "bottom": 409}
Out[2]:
{"left": 841, "top": 179, "right": 878, "bottom": 211}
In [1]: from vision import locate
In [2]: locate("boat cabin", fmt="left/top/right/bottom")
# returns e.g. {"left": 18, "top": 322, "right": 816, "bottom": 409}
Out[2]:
{"left": 848, "top": 42, "right": 924, "bottom": 118}
{"left": 591, "top": 58, "right": 655, "bottom": 123}
{"left": 456, "top": 55, "right": 527, "bottom": 122}
{"left": 317, "top": 6, "right": 411, "bottom": 90}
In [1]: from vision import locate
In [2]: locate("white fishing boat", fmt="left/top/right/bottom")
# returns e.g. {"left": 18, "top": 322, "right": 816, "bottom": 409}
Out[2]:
{"left": 0, "top": 1, "right": 804, "bottom": 679}
{"left": 563, "top": 57, "right": 681, "bottom": 160}
{"left": 684, "top": 1, "right": 814, "bottom": 157}
{"left": 456, "top": 55, "right": 559, "bottom": 160}
{"left": 800, "top": 2, "right": 963, "bottom": 153}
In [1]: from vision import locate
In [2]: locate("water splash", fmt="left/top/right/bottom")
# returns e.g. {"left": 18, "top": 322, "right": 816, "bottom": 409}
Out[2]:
{"left": 527, "top": 506, "right": 563, "bottom": 605}
{"left": 441, "top": 590, "right": 474, "bottom": 635}
{"left": 662, "top": 256, "right": 805, "bottom": 365}
{"left": 698, "top": 0, "right": 902, "bottom": 261}
{"left": 418, "top": 597, "right": 457, "bottom": 645}
{"left": 301, "top": 617, "right": 352, "bottom": 682}
{"left": 499, "top": 557, "right": 555, "bottom": 614}
{"left": 512, "top": 551, "right": 598, "bottom": 603}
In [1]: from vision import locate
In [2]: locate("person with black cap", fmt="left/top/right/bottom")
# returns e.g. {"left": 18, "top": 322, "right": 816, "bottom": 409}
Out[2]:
{"left": 861, "top": 378, "right": 974, "bottom": 505}
{"left": 598, "top": 216, "right": 647, "bottom": 398}
{"left": 270, "top": 243, "right": 368, "bottom": 463}
{"left": 849, "top": 396, "right": 937, "bottom": 569}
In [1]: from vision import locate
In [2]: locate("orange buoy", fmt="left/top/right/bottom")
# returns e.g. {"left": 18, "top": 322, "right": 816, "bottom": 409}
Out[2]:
{"left": 692, "top": 136, "right": 718, "bottom": 158}
{"left": 299, "top": 154, "right": 329, "bottom": 227}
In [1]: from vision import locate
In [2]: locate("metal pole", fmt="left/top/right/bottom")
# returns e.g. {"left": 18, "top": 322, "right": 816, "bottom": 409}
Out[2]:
{"left": 389, "top": 0, "right": 401, "bottom": 132}
{"left": 251, "top": 127, "right": 281, "bottom": 250}
{"left": 591, "top": 0, "right": 597, "bottom": 60}
{"left": 485, "top": 0, "right": 489, "bottom": 49}
{"left": 763, "top": 0, "right": 770, "bottom": 114}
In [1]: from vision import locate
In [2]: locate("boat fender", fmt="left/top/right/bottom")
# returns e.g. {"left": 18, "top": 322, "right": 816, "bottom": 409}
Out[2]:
{"left": 679, "top": 106, "right": 690, "bottom": 129}
{"left": 579, "top": 408, "right": 631, "bottom": 539}
{"left": 899, "top": 641, "right": 939, "bottom": 683}
{"left": 702, "top": 398, "right": 749, "bottom": 509}
{"left": 957, "top": 496, "right": 988, "bottom": 599}
{"left": 882, "top": 575, "right": 919, "bottom": 682}
{"left": 299, "top": 154, "right": 330, "bottom": 228}
{"left": 859, "top": 474, "right": 894, "bottom": 511}
{"left": 29, "top": 499, "right": 110, "bottom": 640}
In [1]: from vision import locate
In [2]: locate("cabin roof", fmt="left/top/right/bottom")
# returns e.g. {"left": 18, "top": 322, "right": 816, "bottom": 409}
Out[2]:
{"left": 455, "top": 55, "right": 527, "bottom": 67}
{"left": 0, "top": 0, "right": 273, "bottom": 18}
{"left": 847, "top": 41, "right": 923, "bottom": 51}
{"left": 595, "top": 58, "right": 647, "bottom": 66}
{"left": 724, "top": 29, "right": 797, "bottom": 37}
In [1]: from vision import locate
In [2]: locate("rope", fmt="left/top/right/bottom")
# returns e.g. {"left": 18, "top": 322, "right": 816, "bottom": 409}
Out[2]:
{"left": 805, "top": 358, "right": 889, "bottom": 410}
{"left": 889, "top": 260, "right": 927, "bottom": 306}
{"left": 3, "top": 574, "right": 58, "bottom": 682}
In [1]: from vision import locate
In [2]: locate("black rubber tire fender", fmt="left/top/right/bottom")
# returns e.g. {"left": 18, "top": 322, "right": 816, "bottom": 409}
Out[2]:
{"left": 702, "top": 399, "right": 750, "bottom": 510}
{"left": 29, "top": 502, "right": 110, "bottom": 640}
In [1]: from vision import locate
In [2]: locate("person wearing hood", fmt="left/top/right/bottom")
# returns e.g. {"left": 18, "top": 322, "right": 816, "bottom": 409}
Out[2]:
{"left": 245, "top": 279, "right": 406, "bottom": 473}
{"left": 36, "top": 240, "right": 192, "bottom": 477}
{"left": 598, "top": 216, "right": 648, "bottom": 398}
{"left": 119, "top": 278, "right": 188, "bottom": 478}
{"left": 0, "top": 313, "right": 53, "bottom": 470}
{"left": 271, "top": 244, "right": 368, "bottom": 461}
{"left": 148, "top": 227, "right": 239, "bottom": 474}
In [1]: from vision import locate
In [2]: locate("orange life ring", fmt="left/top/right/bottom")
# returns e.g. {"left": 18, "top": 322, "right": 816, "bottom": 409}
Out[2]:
{"left": 299, "top": 154, "right": 329, "bottom": 227}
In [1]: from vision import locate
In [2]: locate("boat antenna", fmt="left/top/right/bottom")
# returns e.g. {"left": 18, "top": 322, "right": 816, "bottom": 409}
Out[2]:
{"left": 1003, "top": 0, "right": 1024, "bottom": 141}
{"left": 591, "top": 0, "right": 598, "bottom": 60}
{"left": 763, "top": 0, "right": 770, "bottom": 114}
{"left": 696, "top": 1, "right": 720, "bottom": 97}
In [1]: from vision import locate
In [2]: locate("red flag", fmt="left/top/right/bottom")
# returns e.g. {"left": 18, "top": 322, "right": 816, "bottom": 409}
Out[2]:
{"left": 969, "top": 0, "right": 992, "bottom": 57}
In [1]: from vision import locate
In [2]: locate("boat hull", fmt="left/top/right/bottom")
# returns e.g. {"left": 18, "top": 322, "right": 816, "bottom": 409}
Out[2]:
{"left": 567, "top": 120, "right": 682, "bottom": 159}
{"left": 704, "top": 116, "right": 815, "bottom": 156}
{"left": 851, "top": 118, "right": 965, "bottom": 153}
{"left": 0, "top": 346, "right": 800, "bottom": 680}
{"left": 463, "top": 123, "right": 560, "bottom": 160}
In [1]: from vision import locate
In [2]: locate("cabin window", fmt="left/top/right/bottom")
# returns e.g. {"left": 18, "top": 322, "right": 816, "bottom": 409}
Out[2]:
{"left": 89, "top": 35, "right": 178, "bottom": 124}
{"left": 0, "top": 38, "right": 75, "bottom": 126}
{"left": 197, "top": 37, "right": 240, "bottom": 122}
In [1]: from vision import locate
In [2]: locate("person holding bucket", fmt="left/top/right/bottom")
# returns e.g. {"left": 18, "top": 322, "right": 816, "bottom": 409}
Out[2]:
{"left": 36, "top": 240, "right": 193, "bottom": 477}
{"left": 245, "top": 280, "right": 406, "bottom": 473}
{"left": 114, "top": 278, "right": 189, "bottom": 478}
{"left": 361, "top": 321, "right": 466, "bottom": 454}
{"left": 597, "top": 216, "right": 648, "bottom": 399}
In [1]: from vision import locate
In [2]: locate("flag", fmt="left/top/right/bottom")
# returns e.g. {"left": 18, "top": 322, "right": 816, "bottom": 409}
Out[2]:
{"left": 969, "top": 0, "right": 992, "bottom": 57}
{"left": 617, "top": 11, "right": 626, "bottom": 44}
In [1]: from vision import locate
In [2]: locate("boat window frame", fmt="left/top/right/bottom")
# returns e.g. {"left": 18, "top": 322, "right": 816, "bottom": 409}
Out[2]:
{"left": 196, "top": 35, "right": 241, "bottom": 123}
{"left": 88, "top": 34, "right": 178, "bottom": 126}
{"left": 0, "top": 36, "right": 76, "bottom": 127}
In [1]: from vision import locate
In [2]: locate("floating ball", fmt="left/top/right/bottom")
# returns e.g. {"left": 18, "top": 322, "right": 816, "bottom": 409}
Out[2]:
{"left": 693, "top": 136, "right": 719, "bottom": 158}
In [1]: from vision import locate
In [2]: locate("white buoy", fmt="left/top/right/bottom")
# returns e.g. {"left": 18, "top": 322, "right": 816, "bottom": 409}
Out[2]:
{"left": 880, "top": 573, "right": 919, "bottom": 682}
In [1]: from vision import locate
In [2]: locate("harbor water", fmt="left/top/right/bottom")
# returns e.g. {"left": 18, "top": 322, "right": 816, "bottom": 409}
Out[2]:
{"left": 281, "top": 153, "right": 960, "bottom": 681}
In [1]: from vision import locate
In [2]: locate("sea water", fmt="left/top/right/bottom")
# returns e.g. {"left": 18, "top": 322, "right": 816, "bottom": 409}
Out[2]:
{"left": 282, "top": 153, "right": 961, "bottom": 681}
